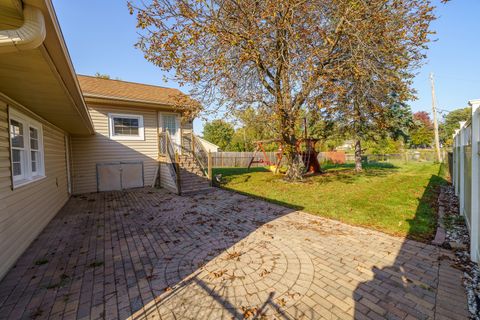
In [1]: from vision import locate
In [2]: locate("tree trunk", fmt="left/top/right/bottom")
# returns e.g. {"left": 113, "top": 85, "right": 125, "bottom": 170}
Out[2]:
{"left": 280, "top": 111, "right": 303, "bottom": 181}
{"left": 354, "top": 139, "right": 363, "bottom": 173}
{"left": 284, "top": 151, "right": 304, "bottom": 181}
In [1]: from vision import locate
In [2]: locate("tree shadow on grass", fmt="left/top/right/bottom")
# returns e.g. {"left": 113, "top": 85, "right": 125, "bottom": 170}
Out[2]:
{"left": 314, "top": 161, "right": 399, "bottom": 183}
{"left": 216, "top": 161, "right": 399, "bottom": 188}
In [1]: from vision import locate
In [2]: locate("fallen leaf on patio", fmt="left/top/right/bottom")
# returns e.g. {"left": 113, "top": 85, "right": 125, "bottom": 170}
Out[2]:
{"left": 287, "top": 292, "right": 299, "bottom": 299}
{"left": 401, "top": 275, "right": 413, "bottom": 284}
{"left": 226, "top": 251, "right": 242, "bottom": 260}
{"left": 146, "top": 274, "right": 157, "bottom": 280}
{"left": 241, "top": 306, "right": 258, "bottom": 319}
{"left": 438, "top": 254, "right": 451, "bottom": 261}
{"left": 227, "top": 272, "right": 245, "bottom": 281}
{"left": 212, "top": 269, "right": 227, "bottom": 278}
{"left": 452, "top": 263, "right": 467, "bottom": 271}
{"left": 276, "top": 298, "right": 287, "bottom": 307}
{"left": 355, "top": 264, "right": 370, "bottom": 274}
{"left": 164, "top": 287, "right": 173, "bottom": 292}
{"left": 259, "top": 269, "right": 271, "bottom": 277}
{"left": 88, "top": 261, "right": 104, "bottom": 268}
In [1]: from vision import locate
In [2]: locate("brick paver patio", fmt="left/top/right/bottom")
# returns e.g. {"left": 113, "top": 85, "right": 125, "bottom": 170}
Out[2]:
{"left": 0, "top": 188, "right": 469, "bottom": 319}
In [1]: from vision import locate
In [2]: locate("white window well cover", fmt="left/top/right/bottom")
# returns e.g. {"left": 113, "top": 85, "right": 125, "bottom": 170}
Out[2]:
{"left": 9, "top": 109, "right": 45, "bottom": 188}
{"left": 108, "top": 113, "right": 145, "bottom": 140}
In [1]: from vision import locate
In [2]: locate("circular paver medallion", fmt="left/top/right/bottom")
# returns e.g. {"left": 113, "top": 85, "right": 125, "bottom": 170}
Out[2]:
{"left": 152, "top": 233, "right": 314, "bottom": 318}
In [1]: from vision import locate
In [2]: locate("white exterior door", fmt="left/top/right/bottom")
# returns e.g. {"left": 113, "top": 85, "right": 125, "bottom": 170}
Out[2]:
{"left": 160, "top": 113, "right": 181, "bottom": 153}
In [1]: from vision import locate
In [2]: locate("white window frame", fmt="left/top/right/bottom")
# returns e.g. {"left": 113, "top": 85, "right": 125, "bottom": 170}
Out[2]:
{"left": 108, "top": 113, "right": 145, "bottom": 141}
{"left": 9, "top": 109, "right": 45, "bottom": 188}
{"left": 29, "top": 124, "right": 41, "bottom": 176}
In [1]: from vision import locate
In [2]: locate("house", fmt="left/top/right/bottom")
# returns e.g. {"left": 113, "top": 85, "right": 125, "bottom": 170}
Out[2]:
{"left": 197, "top": 136, "right": 221, "bottom": 152}
{"left": 72, "top": 75, "right": 203, "bottom": 194}
{"left": 0, "top": 0, "right": 209, "bottom": 279}
{"left": 335, "top": 140, "right": 354, "bottom": 152}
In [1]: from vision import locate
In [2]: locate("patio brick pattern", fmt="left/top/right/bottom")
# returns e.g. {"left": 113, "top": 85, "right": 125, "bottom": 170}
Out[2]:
{"left": 0, "top": 188, "right": 469, "bottom": 319}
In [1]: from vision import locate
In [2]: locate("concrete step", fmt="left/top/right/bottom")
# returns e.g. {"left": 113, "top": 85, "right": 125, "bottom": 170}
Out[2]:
{"left": 180, "top": 170, "right": 205, "bottom": 177}
{"left": 181, "top": 179, "right": 210, "bottom": 186}
{"left": 180, "top": 175, "right": 209, "bottom": 181}
{"left": 182, "top": 184, "right": 211, "bottom": 190}
{"left": 180, "top": 170, "right": 206, "bottom": 176}
{"left": 181, "top": 179, "right": 207, "bottom": 184}
{"left": 180, "top": 165, "right": 202, "bottom": 171}
{"left": 180, "top": 169, "right": 205, "bottom": 178}
{"left": 177, "top": 157, "right": 211, "bottom": 195}
{"left": 181, "top": 186, "right": 215, "bottom": 195}
{"left": 179, "top": 162, "right": 202, "bottom": 168}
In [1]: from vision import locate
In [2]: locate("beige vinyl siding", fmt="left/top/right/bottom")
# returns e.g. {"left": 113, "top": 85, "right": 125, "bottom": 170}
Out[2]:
{"left": 71, "top": 105, "right": 159, "bottom": 194}
{"left": 0, "top": 99, "right": 69, "bottom": 279}
{"left": 159, "top": 161, "right": 178, "bottom": 193}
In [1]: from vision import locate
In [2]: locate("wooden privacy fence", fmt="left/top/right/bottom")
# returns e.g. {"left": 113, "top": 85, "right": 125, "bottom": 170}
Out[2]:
{"left": 452, "top": 99, "right": 480, "bottom": 262}
{"left": 211, "top": 150, "right": 442, "bottom": 168}
{"left": 211, "top": 152, "right": 283, "bottom": 168}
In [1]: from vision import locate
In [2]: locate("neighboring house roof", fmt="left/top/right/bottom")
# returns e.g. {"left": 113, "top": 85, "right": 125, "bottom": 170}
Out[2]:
{"left": 77, "top": 75, "right": 191, "bottom": 108}
{"left": 197, "top": 137, "right": 221, "bottom": 152}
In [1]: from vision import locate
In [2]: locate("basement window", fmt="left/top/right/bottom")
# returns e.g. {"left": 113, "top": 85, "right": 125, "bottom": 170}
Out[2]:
{"left": 9, "top": 109, "right": 45, "bottom": 188}
{"left": 108, "top": 113, "right": 144, "bottom": 140}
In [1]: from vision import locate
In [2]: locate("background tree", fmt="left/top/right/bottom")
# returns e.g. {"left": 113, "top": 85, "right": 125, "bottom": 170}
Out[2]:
{"left": 202, "top": 119, "right": 235, "bottom": 150}
{"left": 439, "top": 107, "right": 471, "bottom": 146}
{"left": 362, "top": 137, "right": 404, "bottom": 155}
{"left": 410, "top": 111, "right": 434, "bottom": 148}
{"left": 94, "top": 72, "right": 111, "bottom": 79}
{"left": 385, "top": 101, "right": 415, "bottom": 144}
{"left": 308, "top": 117, "right": 344, "bottom": 152}
{"left": 230, "top": 107, "right": 276, "bottom": 151}
{"left": 321, "top": 1, "right": 434, "bottom": 172}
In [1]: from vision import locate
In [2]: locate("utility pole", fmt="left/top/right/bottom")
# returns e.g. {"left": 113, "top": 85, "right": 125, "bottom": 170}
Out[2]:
{"left": 430, "top": 73, "right": 442, "bottom": 163}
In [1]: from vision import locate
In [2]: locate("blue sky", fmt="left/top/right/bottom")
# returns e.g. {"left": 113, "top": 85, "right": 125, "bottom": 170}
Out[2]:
{"left": 52, "top": 0, "right": 480, "bottom": 134}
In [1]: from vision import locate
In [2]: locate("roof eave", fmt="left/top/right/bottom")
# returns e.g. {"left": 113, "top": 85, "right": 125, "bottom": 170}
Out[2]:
{"left": 83, "top": 94, "right": 186, "bottom": 111}
{"left": 42, "top": 0, "right": 94, "bottom": 134}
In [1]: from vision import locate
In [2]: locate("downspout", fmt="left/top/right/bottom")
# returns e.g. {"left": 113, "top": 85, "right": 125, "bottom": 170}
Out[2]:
{"left": 0, "top": 5, "right": 46, "bottom": 53}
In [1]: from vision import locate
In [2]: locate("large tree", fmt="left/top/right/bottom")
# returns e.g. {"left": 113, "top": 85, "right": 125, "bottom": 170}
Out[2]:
{"left": 129, "top": 0, "right": 434, "bottom": 178}
{"left": 410, "top": 111, "right": 434, "bottom": 148}
{"left": 439, "top": 107, "right": 471, "bottom": 146}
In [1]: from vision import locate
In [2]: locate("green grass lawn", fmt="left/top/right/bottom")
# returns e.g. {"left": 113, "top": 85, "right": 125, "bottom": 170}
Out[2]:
{"left": 214, "top": 162, "right": 448, "bottom": 241}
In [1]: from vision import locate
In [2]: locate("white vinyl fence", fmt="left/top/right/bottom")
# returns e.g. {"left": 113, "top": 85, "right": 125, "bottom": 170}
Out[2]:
{"left": 452, "top": 99, "right": 480, "bottom": 262}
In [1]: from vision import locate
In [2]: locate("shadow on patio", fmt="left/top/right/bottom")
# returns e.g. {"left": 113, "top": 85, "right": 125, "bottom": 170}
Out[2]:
{"left": 0, "top": 187, "right": 302, "bottom": 319}
{"left": 0, "top": 164, "right": 470, "bottom": 319}
{"left": 351, "top": 165, "right": 469, "bottom": 319}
